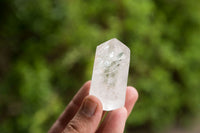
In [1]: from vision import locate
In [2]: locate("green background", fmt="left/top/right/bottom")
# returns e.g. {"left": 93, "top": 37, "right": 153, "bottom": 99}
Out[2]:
{"left": 0, "top": 0, "right": 200, "bottom": 132}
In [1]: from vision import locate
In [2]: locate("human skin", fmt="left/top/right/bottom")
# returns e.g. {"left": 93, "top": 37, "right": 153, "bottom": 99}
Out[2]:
{"left": 48, "top": 81, "right": 138, "bottom": 133}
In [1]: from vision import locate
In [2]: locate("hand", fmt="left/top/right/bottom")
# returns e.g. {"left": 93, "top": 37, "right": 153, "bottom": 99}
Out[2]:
{"left": 48, "top": 81, "right": 138, "bottom": 133}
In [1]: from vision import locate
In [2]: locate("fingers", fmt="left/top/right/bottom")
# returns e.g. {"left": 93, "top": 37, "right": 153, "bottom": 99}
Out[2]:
{"left": 62, "top": 95, "right": 103, "bottom": 133}
{"left": 96, "top": 107, "right": 127, "bottom": 133}
{"left": 96, "top": 86, "right": 138, "bottom": 133}
{"left": 125, "top": 86, "right": 139, "bottom": 116}
{"left": 49, "top": 82, "right": 138, "bottom": 133}
{"left": 48, "top": 81, "right": 91, "bottom": 133}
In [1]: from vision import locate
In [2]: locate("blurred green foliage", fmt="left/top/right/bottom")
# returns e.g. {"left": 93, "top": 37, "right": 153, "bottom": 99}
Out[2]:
{"left": 0, "top": 0, "right": 200, "bottom": 133}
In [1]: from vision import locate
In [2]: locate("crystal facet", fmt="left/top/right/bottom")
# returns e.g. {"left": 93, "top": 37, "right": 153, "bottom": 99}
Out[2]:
{"left": 90, "top": 38, "right": 130, "bottom": 111}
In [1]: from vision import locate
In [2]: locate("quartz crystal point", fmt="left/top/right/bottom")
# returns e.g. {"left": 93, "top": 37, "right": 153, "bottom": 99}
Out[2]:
{"left": 90, "top": 38, "right": 130, "bottom": 111}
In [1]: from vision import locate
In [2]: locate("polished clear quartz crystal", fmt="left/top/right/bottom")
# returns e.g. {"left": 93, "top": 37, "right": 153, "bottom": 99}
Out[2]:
{"left": 90, "top": 38, "right": 130, "bottom": 111}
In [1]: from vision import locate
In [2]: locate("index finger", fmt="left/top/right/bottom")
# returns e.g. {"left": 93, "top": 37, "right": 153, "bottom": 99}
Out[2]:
{"left": 48, "top": 81, "right": 91, "bottom": 133}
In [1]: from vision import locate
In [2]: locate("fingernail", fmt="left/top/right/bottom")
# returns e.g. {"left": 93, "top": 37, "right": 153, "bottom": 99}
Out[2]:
{"left": 81, "top": 98, "right": 97, "bottom": 117}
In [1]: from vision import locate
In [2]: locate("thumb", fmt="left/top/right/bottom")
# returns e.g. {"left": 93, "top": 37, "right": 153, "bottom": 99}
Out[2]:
{"left": 62, "top": 95, "right": 103, "bottom": 133}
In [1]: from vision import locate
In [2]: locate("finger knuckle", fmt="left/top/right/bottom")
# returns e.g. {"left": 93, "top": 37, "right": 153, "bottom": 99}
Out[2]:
{"left": 64, "top": 120, "right": 81, "bottom": 133}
